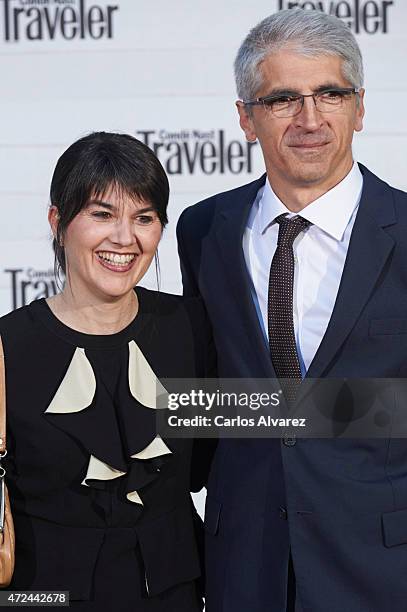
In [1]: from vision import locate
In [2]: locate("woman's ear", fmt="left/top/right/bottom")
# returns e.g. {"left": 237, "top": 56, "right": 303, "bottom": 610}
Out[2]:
{"left": 48, "top": 206, "right": 60, "bottom": 242}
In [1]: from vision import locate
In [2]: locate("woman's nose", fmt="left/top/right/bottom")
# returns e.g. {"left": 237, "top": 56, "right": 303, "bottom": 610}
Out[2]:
{"left": 111, "top": 219, "right": 135, "bottom": 246}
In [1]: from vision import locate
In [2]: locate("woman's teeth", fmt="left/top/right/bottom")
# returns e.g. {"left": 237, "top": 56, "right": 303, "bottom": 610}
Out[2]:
{"left": 98, "top": 252, "right": 135, "bottom": 266}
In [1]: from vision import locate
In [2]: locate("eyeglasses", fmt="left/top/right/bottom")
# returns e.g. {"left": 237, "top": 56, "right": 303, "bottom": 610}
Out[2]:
{"left": 243, "top": 87, "right": 361, "bottom": 118}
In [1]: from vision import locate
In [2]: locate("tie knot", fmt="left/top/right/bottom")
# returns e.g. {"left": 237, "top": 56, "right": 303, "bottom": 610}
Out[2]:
{"left": 275, "top": 214, "right": 311, "bottom": 247}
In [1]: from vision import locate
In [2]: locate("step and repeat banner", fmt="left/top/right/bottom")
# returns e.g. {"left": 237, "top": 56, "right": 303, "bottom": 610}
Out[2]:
{"left": 1, "top": 0, "right": 406, "bottom": 315}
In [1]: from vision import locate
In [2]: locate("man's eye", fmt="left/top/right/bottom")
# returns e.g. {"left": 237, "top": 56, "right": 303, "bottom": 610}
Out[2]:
{"left": 265, "top": 96, "right": 299, "bottom": 109}
{"left": 276, "top": 96, "right": 296, "bottom": 105}
{"left": 319, "top": 90, "right": 344, "bottom": 101}
{"left": 269, "top": 96, "right": 293, "bottom": 106}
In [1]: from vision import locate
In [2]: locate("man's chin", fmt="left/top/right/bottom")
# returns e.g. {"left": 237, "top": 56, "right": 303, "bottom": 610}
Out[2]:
{"left": 289, "top": 164, "right": 331, "bottom": 186}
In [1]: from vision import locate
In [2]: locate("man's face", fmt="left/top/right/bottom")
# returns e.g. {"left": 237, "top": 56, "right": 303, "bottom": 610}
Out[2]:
{"left": 237, "top": 49, "right": 365, "bottom": 192}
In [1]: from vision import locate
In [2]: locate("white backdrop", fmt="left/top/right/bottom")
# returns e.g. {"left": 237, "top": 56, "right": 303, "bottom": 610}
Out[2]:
{"left": 1, "top": 0, "right": 407, "bottom": 315}
{"left": 0, "top": 0, "right": 406, "bottom": 579}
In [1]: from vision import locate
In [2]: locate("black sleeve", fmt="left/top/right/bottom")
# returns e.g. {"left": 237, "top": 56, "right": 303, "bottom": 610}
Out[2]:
{"left": 183, "top": 297, "right": 218, "bottom": 493}
{"left": 176, "top": 210, "right": 201, "bottom": 298}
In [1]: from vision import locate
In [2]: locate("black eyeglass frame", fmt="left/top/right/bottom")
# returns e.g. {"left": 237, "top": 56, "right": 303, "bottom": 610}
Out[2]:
{"left": 242, "top": 87, "right": 361, "bottom": 116}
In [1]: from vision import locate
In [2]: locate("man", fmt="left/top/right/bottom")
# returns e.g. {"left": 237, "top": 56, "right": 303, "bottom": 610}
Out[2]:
{"left": 177, "top": 8, "right": 407, "bottom": 612}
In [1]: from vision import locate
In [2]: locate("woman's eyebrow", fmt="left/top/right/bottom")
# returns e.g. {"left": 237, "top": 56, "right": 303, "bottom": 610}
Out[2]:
{"left": 87, "top": 200, "right": 155, "bottom": 214}
{"left": 135, "top": 206, "right": 156, "bottom": 213}
{"left": 87, "top": 199, "right": 115, "bottom": 210}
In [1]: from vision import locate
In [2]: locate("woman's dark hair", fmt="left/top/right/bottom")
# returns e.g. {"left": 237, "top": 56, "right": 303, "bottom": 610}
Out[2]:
{"left": 50, "top": 131, "right": 169, "bottom": 276}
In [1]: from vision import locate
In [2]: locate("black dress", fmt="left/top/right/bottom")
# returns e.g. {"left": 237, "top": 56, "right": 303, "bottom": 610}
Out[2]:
{"left": 0, "top": 287, "right": 215, "bottom": 611}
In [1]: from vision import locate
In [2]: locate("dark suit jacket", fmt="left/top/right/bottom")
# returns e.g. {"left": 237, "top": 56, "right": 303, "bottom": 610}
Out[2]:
{"left": 177, "top": 164, "right": 407, "bottom": 612}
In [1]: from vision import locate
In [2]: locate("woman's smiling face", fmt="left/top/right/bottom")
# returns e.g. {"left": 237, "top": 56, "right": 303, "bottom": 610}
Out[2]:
{"left": 50, "top": 185, "right": 162, "bottom": 303}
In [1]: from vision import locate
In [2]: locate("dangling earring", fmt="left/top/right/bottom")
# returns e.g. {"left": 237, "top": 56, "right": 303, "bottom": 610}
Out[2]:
{"left": 154, "top": 251, "right": 161, "bottom": 292}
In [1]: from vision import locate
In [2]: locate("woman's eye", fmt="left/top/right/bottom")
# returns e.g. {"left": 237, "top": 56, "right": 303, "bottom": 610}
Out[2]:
{"left": 135, "top": 215, "right": 155, "bottom": 225}
{"left": 92, "top": 211, "right": 112, "bottom": 219}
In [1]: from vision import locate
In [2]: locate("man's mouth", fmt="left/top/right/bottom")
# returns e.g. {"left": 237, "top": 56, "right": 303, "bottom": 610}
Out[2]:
{"left": 289, "top": 142, "right": 328, "bottom": 148}
{"left": 96, "top": 251, "right": 137, "bottom": 271}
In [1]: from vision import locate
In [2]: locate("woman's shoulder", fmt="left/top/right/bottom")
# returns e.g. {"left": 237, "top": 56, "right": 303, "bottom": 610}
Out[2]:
{"left": 0, "top": 299, "right": 57, "bottom": 358}
{"left": 136, "top": 287, "right": 217, "bottom": 377}
{"left": 0, "top": 301, "right": 37, "bottom": 336}
{"left": 136, "top": 286, "right": 206, "bottom": 320}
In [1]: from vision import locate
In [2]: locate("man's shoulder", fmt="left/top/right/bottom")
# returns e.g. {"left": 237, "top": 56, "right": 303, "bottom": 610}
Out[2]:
{"left": 178, "top": 174, "right": 266, "bottom": 229}
{"left": 359, "top": 164, "right": 407, "bottom": 227}
{"left": 389, "top": 183, "right": 407, "bottom": 205}
{"left": 360, "top": 163, "right": 407, "bottom": 200}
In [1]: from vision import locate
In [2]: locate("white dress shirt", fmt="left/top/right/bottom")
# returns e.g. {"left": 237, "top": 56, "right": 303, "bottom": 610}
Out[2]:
{"left": 243, "top": 163, "right": 363, "bottom": 375}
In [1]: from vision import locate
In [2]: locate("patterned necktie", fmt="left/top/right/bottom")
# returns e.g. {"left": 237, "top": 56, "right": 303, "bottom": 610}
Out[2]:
{"left": 268, "top": 214, "right": 311, "bottom": 403}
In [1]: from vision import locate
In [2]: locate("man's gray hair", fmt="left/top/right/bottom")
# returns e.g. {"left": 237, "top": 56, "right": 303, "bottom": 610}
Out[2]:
{"left": 234, "top": 9, "right": 364, "bottom": 101}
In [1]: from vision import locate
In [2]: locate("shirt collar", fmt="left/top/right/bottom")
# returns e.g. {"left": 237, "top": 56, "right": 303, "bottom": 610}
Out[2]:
{"left": 257, "top": 162, "right": 363, "bottom": 241}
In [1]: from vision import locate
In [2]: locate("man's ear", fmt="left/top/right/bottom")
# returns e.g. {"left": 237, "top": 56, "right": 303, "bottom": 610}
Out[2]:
{"left": 354, "top": 88, "right": 365, "bottom": 133}
{"left": 236, "top": 101, "right": 257, "bottom": 142}
{"left": 48, "top": 206, "right": 60, "bottom": 241}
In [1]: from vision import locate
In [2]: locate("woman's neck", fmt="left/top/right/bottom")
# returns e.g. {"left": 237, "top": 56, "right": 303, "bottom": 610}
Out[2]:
{"left": 46, "top": 289, "right": 139, "bottom": 335}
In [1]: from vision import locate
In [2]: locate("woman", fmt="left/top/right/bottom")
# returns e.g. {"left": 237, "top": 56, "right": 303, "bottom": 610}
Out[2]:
{"left": 0, "top": 132, "right": 214, "bottom": 610}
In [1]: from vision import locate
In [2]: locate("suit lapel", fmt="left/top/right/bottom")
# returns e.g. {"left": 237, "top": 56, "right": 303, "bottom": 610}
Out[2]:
{"left": 305, "top": 164, "right": 396, "bottom": 381}
{"left": 212, "top": 165, "right": 396, "bottom": 387}
{"left": 214, "top": 175, "right": 276, "bottom": 377}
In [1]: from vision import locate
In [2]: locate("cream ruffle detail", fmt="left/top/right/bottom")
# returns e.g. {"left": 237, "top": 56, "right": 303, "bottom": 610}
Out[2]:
{"left": 45, "top": 348, "right": 96, "bottom": 413}
{"left": 45, "top": 342, "right": 171, "bottom": 506}
{"left": 128, "top": 340, "right": 168, "bottom": 409}
{"left": 82, "top": 455, "right": 126, "bottom": 485}
{"left": 82, "top": 455, "right": 145, "bottom": 505}
{"left": 131, "top": 435, "right": 172, "bottom": 460}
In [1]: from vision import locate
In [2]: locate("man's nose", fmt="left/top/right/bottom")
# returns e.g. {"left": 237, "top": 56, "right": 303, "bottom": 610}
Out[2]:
{"left": 293, "top": 95, "right": 324, "bottom": 130}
